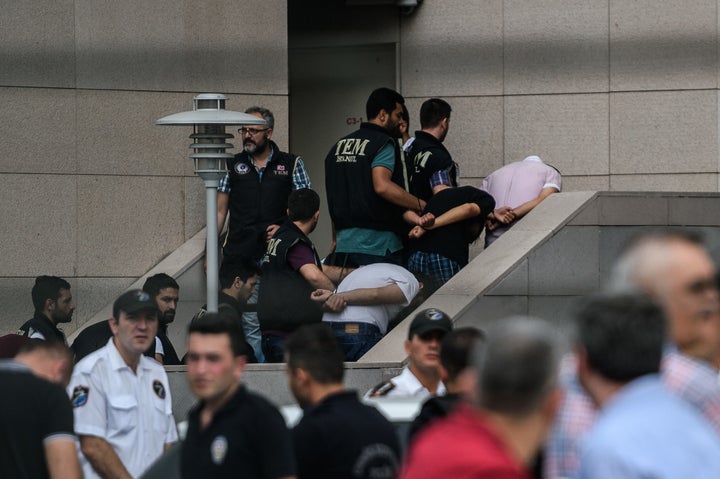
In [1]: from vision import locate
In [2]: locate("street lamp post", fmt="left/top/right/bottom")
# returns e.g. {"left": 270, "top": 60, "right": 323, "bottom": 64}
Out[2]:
{"left": 156, "top": 94, "right": 265, "bottom": 313}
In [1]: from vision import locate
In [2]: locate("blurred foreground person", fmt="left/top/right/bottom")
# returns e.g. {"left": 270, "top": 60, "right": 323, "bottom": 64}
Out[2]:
{"left": 0, "top": 340, "right": 81, "bottom": 479}
{"left": 575, "top": 294, "right": 720, "bottom": 478}
{"left": 182, "top": 313, "right": 296, "bottom": 479}
{"left": 401, "top": 317, "right": 561, "bottom": 479}
{"left": 285, "top": 324, "right": 400, "bottom": 479}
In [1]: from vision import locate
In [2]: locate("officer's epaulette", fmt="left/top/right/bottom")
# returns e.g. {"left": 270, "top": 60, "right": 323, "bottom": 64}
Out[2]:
{"left": 368, "top": 380, "right": 395, "bottom": 397}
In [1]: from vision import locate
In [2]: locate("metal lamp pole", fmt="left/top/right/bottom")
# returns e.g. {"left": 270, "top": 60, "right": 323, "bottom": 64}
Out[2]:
{"left": 156, "top": 94, "right": 265, "bottom": 312}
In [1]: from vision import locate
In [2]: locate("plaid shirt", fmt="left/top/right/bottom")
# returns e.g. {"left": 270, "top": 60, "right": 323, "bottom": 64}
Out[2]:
{"left": 408, "top": 251, "right": 462, "bottom": 289}
{"left": 218, "top": 146, "right": 311, "bottom": 193}
{"left": 544, "top": 351, "right": 720, "bottom": 479}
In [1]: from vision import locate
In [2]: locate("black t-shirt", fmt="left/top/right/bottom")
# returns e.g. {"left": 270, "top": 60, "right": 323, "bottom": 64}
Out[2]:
{"left": 407, "top": 393, "right": 461, "bottom": 445}
{"left": 181, "top": 385, "right": 295, "bottom": 479}
{"left": 410, "top": 186, "right": 496, "bottom": 265}
{"left": 71, "top": 320, "right": 112, "bottom": 361}
{"left": 0, "top": 365, "right": 75, "bottom": 479}
{"left": 293, "top": 390, "right": 400, "bottom": 479}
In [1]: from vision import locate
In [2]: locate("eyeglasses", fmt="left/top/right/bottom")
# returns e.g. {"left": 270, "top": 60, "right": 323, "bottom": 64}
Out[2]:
{"left": 238, "top": 127, "right": 268, "bottom": 136}
{"left": 685, "top": 276, "right": 720, "bottom": 295}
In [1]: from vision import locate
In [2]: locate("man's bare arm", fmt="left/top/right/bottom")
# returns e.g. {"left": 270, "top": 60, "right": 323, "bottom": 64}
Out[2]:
{"left": 45, "top": 438, "right": 82, "bottom": 479}
{"left": 80, "top": 435, "right": 133, "bottom": 479}
{"left": 409, "top": 203, "right": 482, "bottom": 239}
{"left": 509, "top": 186, "right": 559, "bottom": 220}
{"left": 321, "top": 264, "right": 355, "bottom": 285}
{"left": 299, "top": 264, "right": 336, "bottom": 291}
{"left": 217, "top": 191, "right": 229, "bottom": 237}
{"left": 314, "top": 284, "right": 408, "bottom": 306}
{"left": 372, "top": 166, "right": 426, "bottom": 212}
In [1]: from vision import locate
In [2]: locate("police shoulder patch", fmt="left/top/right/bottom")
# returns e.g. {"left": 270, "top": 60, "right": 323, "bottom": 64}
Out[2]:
{"left": 368, "top": 381, "right": 395, "bottom": 398}
{"left": 72, "top": 386, "right": 89, "bottom": 408}
{"left": 153, "top": 380, "right": 166, "bottom": 399}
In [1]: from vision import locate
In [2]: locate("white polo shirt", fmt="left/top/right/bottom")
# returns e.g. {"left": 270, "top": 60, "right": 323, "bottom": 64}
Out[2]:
{"left": 322, "top": 263, "right": 420, "bottom": 334}
{"left": 68, "top": 338, "right": 177, "bottom": 479}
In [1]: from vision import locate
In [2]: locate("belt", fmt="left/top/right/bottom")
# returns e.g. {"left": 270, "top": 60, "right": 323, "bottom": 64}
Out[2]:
{"left": 326, "top": 321, "right": 380, "bottom": 335}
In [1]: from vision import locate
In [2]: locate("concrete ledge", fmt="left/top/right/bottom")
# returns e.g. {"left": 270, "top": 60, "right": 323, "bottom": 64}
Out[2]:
{"left": 167, "top": 362, "right": 404, "bottom": 419}
{"left": 66, "top": 228, "right": 206, "bottom": 343}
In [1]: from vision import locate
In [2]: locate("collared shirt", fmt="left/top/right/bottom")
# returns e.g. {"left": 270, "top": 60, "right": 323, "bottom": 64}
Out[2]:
{"left": 481, "top": 155, "right": 561, "bottom": 246}
{"left": 578, "top": 375, "right": 720, "bottom": 479}
{"left": 366, "top": 366, "right": 447, "bottom": 399}
{"left": 219, "top": 145, "right": 311, "bottom": 193}
{"left": 68, "top": 338, "right": 177, "bottom": 479}
{"left": 182, "top": 385, "right": 295, "bottom": 479}
{"left": 544, "top": 351, "right": 720, "bottom": 479}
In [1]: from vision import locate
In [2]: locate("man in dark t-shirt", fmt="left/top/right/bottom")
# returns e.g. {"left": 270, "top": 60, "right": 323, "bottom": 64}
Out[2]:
{"left": 0, "top": 340, "right": 81, "bottom": 479}
{"left": 182, "top": 314, "right": 296, "bottom": 479}
{"left": 285, "top": 324, "right": 400, "bottom": 479}
{"left": 408, "top": 185, "right": 496, "bottom": 289}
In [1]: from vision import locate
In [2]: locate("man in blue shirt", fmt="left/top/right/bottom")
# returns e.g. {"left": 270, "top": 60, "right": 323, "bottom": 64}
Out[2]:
{"left": 575, "top": 294, "right": 720, "bottom": 479}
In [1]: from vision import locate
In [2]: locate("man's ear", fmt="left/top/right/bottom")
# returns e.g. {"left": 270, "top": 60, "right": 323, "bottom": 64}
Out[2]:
{"left": 108, "top": 317, "right": 119, "bottom": 336}
{"left": 404, "top": 339, "right": 412, "bottom": 356}
{"left": 45, "top": 298, "right": 55, "bottom": 312}
{"left": 233, "top": 355, "right": 248, "bottom": 381}
{"left": 313, "top": 211, "right": 320, "bottom": 222}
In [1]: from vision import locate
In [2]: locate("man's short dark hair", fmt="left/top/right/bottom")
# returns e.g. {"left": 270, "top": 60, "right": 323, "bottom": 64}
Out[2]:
{"left": 187, "top": 313, "right": 250, "bottom": 358}
{"left": 219, "top": 257, "right": 260, "bottom": 289}
{"left": 476, "top": 317, "right": 560, "bottom": 417}
{"left": 441, "top": 327, "right": 485, "bottom": 382}
{"left": 420, "top": 98, "right": 452, "bottom": 129}
{"left": 401, "top": 103, "right": 410, "bottom": 125}
{"left": 576, "top": 294, "right": 665, "bottom": 382}
{"left": 142, "top": 273, "right": 179, "bottom": 298}
{"left": 288, "top": 188, "right": 320, "bottom": 222}
{"left": 245, "top": 106, "right": 274, "bottom": 130}
{"left": 366, "top": 87, "right": 405, "bottom": 120}
{"left": 284, "top": 324, "right": 344, "bottom": 384}
{"left": 31, "top": 276, "right": 71, "bottom": 312}
{"left": 17, "top": 339, "right": 74, "bottom": 385}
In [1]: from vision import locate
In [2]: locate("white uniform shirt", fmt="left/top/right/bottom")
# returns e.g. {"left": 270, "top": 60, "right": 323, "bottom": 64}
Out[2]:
{"left": 322, "top": 263, "right": 419, "bottom": 334}
{"left": 68, "top": 338, "right": 177, "bottom": 479}
{"left": 366, "top": 366, "right": 447, "bottom": 399}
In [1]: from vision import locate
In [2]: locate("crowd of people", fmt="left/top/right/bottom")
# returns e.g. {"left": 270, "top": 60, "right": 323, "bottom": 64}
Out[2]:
{"left": 3, "top": 86, "right": 718, "bottom": 479}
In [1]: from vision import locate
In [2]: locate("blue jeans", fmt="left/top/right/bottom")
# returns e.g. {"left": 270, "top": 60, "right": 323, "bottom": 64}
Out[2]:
{"left": 327, "top": 322, "right": 383, "bottom": 361}
{"left": 261, "top": 334, "right": 286, "bottom": 363}
{"left": 242, "top": 277, "right": 265, "bottom": 363}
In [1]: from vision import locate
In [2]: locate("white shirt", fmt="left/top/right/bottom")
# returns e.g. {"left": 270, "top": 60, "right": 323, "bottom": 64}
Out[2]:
{"left": 68, "top": 338, "right": 177, "bottom": 479}
{"left": 322, "top": 263, "right": 419, "bottom": 334}
{"left": 366, "top": 366, "right": 447, "bottom": 399}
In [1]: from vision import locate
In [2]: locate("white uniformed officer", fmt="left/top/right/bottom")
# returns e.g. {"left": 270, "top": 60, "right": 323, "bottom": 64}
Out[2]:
{"left": 367, "top": 308, "right": 452, "bottom": 398}
{"left": 68, "top": 290, "right": 178, "bottom": 479}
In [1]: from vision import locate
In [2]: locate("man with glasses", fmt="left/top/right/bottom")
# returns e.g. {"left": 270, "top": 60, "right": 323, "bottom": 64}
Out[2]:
{"left": 544, "top": 230, "right": 720, "bottom": 479}
{"left": 217, "top": 106, "right": 311, "bottom": 363}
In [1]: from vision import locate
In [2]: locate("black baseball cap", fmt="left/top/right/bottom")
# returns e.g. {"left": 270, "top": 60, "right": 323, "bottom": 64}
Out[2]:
{"left": 113, "top": 289, "right": 159, "bottom": 318}
{"left": 408, "top": 308, "right": 453, "bottom": 339}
